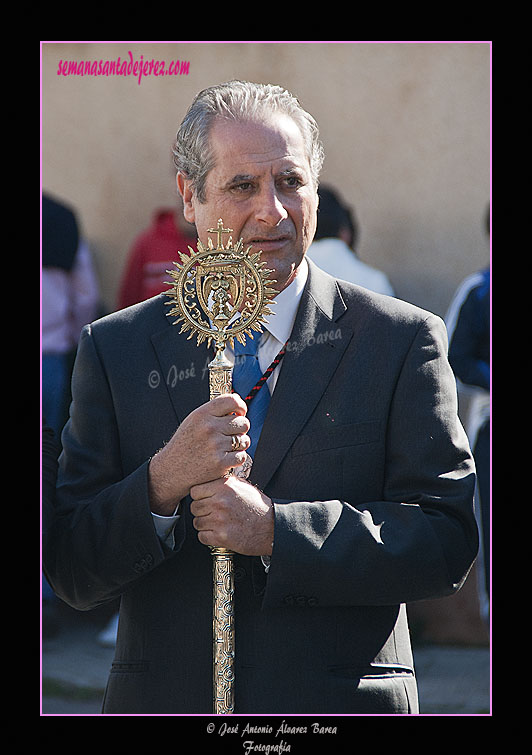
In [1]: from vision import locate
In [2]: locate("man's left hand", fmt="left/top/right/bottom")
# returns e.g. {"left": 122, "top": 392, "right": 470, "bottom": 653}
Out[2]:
{"left": 190, "top": 476, "right": 274, "bottom": 556}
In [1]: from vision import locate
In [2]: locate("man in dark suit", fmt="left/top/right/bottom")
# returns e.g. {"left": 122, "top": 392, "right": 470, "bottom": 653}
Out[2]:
{"left": 44, "top": 81, "right": 478, "bottom": 714}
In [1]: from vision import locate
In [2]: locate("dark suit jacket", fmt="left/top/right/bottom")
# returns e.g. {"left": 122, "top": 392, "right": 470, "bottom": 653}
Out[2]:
{"left": 45, "top": 260, "right": 478, "bottom": 714}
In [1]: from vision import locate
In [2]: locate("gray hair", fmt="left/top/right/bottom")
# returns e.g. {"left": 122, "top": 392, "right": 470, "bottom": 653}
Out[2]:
{"left": 172, "top": 80, "right": 324, "bottom": 202}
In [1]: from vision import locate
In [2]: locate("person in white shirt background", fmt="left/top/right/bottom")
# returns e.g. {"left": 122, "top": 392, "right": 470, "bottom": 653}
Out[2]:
{"left": 307, "top": 184, "right": 395, "bottom": 297}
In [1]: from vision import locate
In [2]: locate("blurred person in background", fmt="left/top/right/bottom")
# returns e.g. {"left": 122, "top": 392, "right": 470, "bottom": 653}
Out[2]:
{"left": 117, "top": 195, "right": 196, "bottom": 310}
{"left": 307, "top": 184, "right": 395, "bottom": 296}
{"left": 446, "top": 207, "right": 490, "bottom": 622}
{"left": 42, "top": 194, "right": 101, "bottom": 436}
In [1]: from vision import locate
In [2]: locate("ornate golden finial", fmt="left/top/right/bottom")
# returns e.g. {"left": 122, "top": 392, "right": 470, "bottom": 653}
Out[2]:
{"left": 165, "top": 220, "right": 277, "bottom": 355}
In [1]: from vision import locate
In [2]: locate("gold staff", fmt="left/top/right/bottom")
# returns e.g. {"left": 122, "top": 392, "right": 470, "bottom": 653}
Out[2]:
{"left": 165, "top": 219, "right": 276, "bottom": 714}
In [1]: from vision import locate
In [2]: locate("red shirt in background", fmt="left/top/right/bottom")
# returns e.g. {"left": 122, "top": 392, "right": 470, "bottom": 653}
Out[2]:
{"left": 117, "top": 209, "right": 196, "bottom": 310}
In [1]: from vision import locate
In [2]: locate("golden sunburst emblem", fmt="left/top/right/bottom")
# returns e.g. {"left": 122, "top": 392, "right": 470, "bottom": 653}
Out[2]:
{"left": 165, "top": 219, "right": 277, "bottom": 354}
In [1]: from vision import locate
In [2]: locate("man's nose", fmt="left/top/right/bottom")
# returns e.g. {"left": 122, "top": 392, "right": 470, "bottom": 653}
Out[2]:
{"left": 254, "top": 186, "right": 288, "bottom": 226}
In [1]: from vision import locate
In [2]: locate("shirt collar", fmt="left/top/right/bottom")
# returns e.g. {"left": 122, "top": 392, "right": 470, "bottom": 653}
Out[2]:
{"left": 264, "top": 257, "right": 308, "bottom": 345}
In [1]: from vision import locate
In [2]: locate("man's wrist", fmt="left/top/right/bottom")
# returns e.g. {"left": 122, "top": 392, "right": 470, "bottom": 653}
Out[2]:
{"left": 148, "top": 453, "right": 187, "bottom": 516}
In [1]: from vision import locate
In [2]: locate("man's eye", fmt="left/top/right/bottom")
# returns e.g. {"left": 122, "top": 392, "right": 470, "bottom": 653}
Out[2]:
{"left": 283, "top": 176, "right": 302, "bottom": 188}
{"left": 233, "top": 182, "right": 253, "bottom": 192}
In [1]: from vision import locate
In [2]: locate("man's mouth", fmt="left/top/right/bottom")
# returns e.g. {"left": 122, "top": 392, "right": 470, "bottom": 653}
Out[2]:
{"left": 246, "top": 235, "right": 291, "bottom": 249}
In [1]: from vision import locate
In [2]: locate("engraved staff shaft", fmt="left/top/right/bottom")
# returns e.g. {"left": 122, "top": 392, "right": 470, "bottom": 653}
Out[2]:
{"left": 165, "top": 219, "right": 276, "bottom": 715}
{"left": 209, "top": 346, "right": 236, "bottom": 715}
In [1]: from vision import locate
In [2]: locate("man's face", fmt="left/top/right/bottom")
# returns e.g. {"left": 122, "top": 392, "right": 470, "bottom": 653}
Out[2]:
{"left": 178, "top": 113, "right": 318, "bottom": 292}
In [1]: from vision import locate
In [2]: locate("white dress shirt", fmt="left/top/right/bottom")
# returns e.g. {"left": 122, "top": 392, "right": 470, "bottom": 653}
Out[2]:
{"left": 152, "top": 259, "right": 309, "bottom": 544}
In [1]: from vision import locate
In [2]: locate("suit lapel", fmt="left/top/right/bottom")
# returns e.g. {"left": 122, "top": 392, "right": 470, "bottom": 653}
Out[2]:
{"left": 150, "top": 317, "right": 212, "bottom": 424}
{"left": 250, "top": 261, "right": 353, "bottom": 490}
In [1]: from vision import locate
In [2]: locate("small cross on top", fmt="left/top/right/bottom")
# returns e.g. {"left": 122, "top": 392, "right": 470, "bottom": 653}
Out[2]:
{"left": 207, "top": 219, "right": 233, "bottom": 249}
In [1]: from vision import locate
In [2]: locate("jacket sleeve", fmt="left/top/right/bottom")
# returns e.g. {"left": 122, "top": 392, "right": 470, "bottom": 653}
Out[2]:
{"left": 262, "top": 314, "right": 479, "bottom": 608}
{"left": 43, "top": 324, "right": 184, "bottom": 611}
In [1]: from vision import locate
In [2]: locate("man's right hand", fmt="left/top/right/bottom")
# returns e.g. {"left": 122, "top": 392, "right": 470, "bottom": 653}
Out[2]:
{"left": 148, "top": 394, "right": 250, "bottom": 516}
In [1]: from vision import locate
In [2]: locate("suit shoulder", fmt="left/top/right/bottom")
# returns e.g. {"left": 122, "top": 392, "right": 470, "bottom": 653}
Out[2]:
{"left": 89, "top": 295, "right": 169, "bottom": 335}
{"left": 81, "top": 295, "right": 171, "bottom": 357}
{"left": 336, "top": 278, "right": 442, "bottom": 330}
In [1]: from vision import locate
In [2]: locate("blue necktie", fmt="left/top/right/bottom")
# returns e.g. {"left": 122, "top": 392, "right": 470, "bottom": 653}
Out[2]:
{"left": 232, "top": 335, "right": 271, "bottom": 458}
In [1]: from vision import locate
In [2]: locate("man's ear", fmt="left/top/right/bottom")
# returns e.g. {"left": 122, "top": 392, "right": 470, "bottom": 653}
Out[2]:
{"left": 176, "top": 172, "right": 195, "bottom": 224}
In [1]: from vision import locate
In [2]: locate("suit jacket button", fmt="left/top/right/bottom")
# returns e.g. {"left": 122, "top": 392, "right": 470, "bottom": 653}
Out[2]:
{"left": 133, "top": 554, "right": 153, "bottom": 573}
{"left": 295, "top": 595, "right": 307, "bottom": 607}
{"left": 308, "top": 597, "right": 319, "bottom": 607}
{"left": 234, "top": 566, "right": 246, "bottom": 582}
{"left": 282, "top": 595, "right": 294, "bottom": 606}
